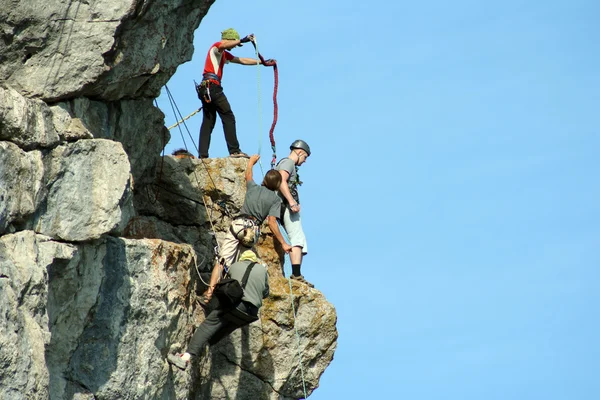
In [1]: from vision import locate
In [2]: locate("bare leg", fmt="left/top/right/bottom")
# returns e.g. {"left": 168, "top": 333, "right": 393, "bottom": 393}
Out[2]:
{"left": 290, "top": 246, "right": 303, "bottom": 266}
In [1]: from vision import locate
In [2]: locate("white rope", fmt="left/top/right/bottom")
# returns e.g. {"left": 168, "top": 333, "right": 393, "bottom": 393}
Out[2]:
{"left": 193, "top": 253, "right": 211, "bottom": 286}
{"left": 167, "top": 107, "right": 202, "bottom": 130}
{"left": 254, "top": 37, "right": 265, "bottom": 176}
{"left": 163, "top": 86, "right": 223, "bottom": 258}
{"left": 279, "top": 223, "right": 309, "bottom": 398}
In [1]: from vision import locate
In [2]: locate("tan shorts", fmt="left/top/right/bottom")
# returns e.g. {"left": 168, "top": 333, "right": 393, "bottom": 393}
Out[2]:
{"left": 219, "top": 218, "right": 259, "bottom": 267}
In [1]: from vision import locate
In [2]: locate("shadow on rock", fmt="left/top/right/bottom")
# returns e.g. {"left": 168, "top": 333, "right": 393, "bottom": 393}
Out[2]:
{"left": 187, "top": 322, "right": 276, "bottom": 400}
{"left": 46, "top": 238, "right": 130, "bottom": 399}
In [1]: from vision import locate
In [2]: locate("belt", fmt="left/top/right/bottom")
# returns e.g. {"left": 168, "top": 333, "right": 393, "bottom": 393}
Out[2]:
{"left": 202, "top": 73, "right": 221, "bottom": 85}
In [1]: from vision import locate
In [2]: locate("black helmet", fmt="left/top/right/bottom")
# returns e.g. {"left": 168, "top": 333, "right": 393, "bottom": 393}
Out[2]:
{"left": 290, "top": 140, "right": 311, "bottom": 156}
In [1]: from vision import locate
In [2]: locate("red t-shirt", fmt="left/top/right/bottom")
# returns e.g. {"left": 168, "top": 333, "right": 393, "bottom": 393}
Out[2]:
{"left": 203, "top": 41, "right": 235, "bottom": 81}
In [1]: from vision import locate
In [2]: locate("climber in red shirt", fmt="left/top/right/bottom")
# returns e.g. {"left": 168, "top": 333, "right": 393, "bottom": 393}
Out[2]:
{"left": 196, "top": 28, "right": 273, "bottom": 159}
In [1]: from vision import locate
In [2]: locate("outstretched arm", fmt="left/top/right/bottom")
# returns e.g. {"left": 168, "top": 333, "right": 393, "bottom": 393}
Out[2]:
{"left": 231, "top": 57, "right": 261, "bottom": 65}
{"left": 245, "top": 154, "right": 260, "bottom": 182}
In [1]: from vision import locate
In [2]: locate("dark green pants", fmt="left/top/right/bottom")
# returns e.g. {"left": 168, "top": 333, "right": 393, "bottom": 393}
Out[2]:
{"left": 187, "top": 301, "right": 258, "bottom": 356}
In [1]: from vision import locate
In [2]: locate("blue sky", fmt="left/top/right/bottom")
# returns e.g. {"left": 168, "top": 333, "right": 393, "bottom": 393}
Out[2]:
{"left": 157, "top": 1, "right": 600, "bottom": 398}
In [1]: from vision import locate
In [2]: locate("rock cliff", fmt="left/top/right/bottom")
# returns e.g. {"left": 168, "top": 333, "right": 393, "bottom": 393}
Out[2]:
{"left": 0, "top": 1, "right": 337, "bottom": 399}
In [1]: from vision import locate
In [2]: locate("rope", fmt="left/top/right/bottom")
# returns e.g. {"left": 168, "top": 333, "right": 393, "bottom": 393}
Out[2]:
{"left": 149, "top": 183, "right": 205, "bottom": 205}
{"left": 251, "top": 40, "right": 279, "bottom": 169}
{"left": 161, "top": 83, "right": 306, "bottom": 396}
{"left": 193, "top": 253, "right": 211, "bottom": 286}
{"left": 287, "top": 278, "right": 309, "bottom": 399}
{"left": 270, "top": 64, "right": 279, "bottom": 169}
{"left": 254, "top": 38, "right": 264, "bottom": 176}
{"left": 165, "top": 88, "right": 221, "bottom": 201}
{"left": 167, "top": 107, "right": 202, "bottom": 130}
{"left": 163, "top": 85, "right": 222, "bottom": 257}
{"left": 279, "top": 224, "right": 309, "bottom": 399}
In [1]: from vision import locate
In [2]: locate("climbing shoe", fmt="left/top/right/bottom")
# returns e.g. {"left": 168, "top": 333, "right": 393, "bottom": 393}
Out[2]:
{"left": 290, "top": 275, "right": 314, "bottom": 288}
{"left": 230, "top": 152, "right": 250, "bottom": 158}
{"left": 167, "top": 353, "right": 189, "bottom": 370}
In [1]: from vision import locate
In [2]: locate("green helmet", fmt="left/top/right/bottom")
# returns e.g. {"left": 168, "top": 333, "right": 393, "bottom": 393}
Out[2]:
{"left": 221, "top": 28, "right": 240, "bottom": 41}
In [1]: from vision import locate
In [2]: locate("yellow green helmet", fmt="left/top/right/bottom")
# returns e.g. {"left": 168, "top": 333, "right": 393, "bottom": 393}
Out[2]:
{"left": 221, "top": 28, "right": 240, "bottom": 41}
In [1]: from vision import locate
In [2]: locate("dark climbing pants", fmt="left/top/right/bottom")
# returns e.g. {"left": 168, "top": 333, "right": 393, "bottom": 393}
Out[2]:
{"left": 198, "top": 84, "right": 240, "bottom": 158}
{"left": 187, "top": 301, "right": 258, "bottom": 356}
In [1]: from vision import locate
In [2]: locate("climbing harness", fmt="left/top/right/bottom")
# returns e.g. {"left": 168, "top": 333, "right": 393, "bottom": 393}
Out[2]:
{"left": 229, "top": 215, "right": 260, "bottom": 248}
{"left": 195, "top": 73, "right": 222, "bottom": 104}
{"left": 202, "top": 72, "right": 221, "bottom": 85}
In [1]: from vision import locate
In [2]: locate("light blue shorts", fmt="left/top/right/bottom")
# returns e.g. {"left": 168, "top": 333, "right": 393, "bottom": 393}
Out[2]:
{"left": 282, "top": 207, "right": 308, "bottom": 255}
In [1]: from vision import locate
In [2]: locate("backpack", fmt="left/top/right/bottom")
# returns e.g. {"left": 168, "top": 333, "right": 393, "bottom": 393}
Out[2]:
{"left": 213, "top": 262, "right": 256, "bottom": 309}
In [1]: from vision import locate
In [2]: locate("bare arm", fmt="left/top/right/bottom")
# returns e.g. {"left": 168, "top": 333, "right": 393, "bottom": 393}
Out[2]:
{"left": 267, "top": 216, "right": 292, "bottom": 253}
{"left": 278, "top": 170, "right": 296, "bottom": 205}
{"left": 245, "top": 154, "right": 260, "bottom": 182}
{"left": 231, "top": 57, "right": 261, "bottom": 65}
{"left": 205, "top": 260, "right": 224, "bottom": 299}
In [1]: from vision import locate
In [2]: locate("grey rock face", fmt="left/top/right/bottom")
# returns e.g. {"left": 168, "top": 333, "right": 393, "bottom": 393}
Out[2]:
{"left": 0, "top": 232, "right": 202, "bottom": 400}
{"left": 0, "top": 0, "right": 131, "bottom": 100}
{"left": 1, "top": 0, "right": 337, "bottom": 398}
{"left": 136, "top": 156, "right": 247, "bottom": 229}
{"left": 0, "top": 141, "right": 44, "bottom": 233}
{"left": 0, "top": 85, "right": 166, "bottom": 184}
{"left": 0, "top": 228, "right": 337, "bottom": 400}
{"left": 133, "top": 156, "right": 338, "bottom": 399}
{"left": 0, "top": 0, "right": 214, "bottom": 101}
{"left": 195, "top": 282, "right": 338, "bottom": 400}
{"left": 0, "top": 231, "right": 77, "bottom": 400}
{"left": 61, "top": 97, "right": 170, "bottom": 185}
{"left": 0, "top": 86, "right": 62, "bottom": 149}
{"left": 33, "top": 139, "right": 133, "bottom": 241}
{"left": 124, "top": 215, "right": 216, "bottom": 271}
{"left": 47, "top": 237, "right": 200, "bottom": 400}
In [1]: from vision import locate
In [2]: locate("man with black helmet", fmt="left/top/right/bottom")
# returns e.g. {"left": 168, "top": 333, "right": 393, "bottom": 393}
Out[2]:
{"left": 196, "top": 28, "right": 274, "bottom": 159}
{"left": 276, "top": 140, "right": 313, "bottom": 287}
